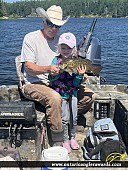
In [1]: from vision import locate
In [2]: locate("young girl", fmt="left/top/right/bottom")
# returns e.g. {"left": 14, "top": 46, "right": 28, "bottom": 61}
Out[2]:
{"left": 49, "top": 32, "right": 86, "bottom": 153}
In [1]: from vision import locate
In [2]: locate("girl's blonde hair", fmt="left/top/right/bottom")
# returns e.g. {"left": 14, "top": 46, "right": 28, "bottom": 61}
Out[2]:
{"left": 56, "top": 44, "right": 78, "bottom": 58}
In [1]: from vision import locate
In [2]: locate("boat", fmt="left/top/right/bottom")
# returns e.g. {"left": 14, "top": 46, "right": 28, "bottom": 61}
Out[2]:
{"left": 0, "top": 18, "right": 128, "bottom": 169}
{"left": 0, "top": 83, "right": 128, "bottom": 160}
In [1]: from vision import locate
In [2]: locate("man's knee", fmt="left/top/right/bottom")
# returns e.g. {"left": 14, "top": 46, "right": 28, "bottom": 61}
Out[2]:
{"left": 77, "top": 86, "right": 94, "bottom": 100}
{"left": 50, "top": 91, "right": 61, "bottom": 100}
{"left": 77, "top": 86, "right": 96, "bottom": 115}
{"left": 48, "top": 91, "right": 61, "bottom": 105}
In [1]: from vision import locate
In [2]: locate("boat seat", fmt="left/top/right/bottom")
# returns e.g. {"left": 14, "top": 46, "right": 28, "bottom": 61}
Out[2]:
{"left": 15, "top": 56, "right": 46, "bottom": 121}
{"left": 15, "top": 55, "right": 25, "bottom": 88}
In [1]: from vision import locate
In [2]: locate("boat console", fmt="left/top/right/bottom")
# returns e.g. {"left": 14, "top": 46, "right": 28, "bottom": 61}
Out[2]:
{"left": 94, "top": 99, "right": 111, "bottom": 119}
{"left": 0, "top": 101, "right": 37, "bottom": 126}
{"left": 0, "top": 101, "right": 41, "bottom": 147}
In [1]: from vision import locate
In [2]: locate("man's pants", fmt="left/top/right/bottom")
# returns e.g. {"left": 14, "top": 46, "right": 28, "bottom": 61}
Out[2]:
{"left": 22, "top": 83, "right": 95, "bottom": 131}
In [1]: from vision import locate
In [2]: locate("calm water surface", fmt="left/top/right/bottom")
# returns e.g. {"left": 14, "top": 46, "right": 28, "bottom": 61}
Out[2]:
{"left": 0, "top": 17, "right": 128, "bottom": 85}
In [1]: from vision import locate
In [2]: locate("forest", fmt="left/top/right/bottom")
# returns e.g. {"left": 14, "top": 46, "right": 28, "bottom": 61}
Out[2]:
{"left": 0, "top": 0, "right": 128, "bottom": 18}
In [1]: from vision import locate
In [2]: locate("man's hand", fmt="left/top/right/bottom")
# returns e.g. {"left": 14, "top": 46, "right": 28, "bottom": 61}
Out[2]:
{"left": 50, "top": 65, "right": 60, "bottom": 75}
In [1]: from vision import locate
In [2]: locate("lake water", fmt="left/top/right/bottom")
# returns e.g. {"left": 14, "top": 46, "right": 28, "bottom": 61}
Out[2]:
{"left": 0, "top": 17, "right": 128, "bottom": 85}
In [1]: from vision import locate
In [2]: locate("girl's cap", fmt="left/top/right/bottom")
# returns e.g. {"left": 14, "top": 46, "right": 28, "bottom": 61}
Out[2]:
{"left": 58, "top": 32, "right": 76, "bottom": 48}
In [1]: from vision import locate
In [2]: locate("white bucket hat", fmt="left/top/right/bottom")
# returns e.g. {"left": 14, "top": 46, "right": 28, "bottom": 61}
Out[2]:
{"left": 36, "top": 5, "right": 70, "bottom": 26}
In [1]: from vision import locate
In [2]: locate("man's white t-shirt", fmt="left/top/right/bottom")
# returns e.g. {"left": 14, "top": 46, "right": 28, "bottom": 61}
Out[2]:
{"left": 21, "top": 30, "right": 59, "bottom": 85}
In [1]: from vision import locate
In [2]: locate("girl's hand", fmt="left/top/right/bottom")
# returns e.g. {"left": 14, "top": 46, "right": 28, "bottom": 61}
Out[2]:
{"left": 77, "top": 65, "right": 86, "bottom": 75}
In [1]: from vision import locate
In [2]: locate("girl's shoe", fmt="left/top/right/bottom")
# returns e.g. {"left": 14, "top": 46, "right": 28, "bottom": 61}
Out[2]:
{"left": 63, "top": 141, "right": 71, "bottom": 153}
{"left": 70, "top": 138, "right": 79, "bottom": 150}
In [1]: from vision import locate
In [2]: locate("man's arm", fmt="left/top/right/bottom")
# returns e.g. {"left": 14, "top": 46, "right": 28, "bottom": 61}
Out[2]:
{"left": 25, "top": 61, "right": 60, "bottom": 75}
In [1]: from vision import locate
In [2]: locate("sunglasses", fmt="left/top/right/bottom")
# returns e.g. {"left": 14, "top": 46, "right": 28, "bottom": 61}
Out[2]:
{"left": 46, "top": 20, "right": 61, "bottom": 29}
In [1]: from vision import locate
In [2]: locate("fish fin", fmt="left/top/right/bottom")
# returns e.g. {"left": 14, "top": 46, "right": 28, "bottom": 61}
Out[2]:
{"left": 68, "top": 71, "right": 72, "bottom": 75}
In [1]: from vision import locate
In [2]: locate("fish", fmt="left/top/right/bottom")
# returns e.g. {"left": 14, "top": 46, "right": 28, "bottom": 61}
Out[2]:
{"left": 105, "top": 152, "right": 126, "bottom": 163}
{"left": 58, "top": 58, "right": 102, "bottom": 76}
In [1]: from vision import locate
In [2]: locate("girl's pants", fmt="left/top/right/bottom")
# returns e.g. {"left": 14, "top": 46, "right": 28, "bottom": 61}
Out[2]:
{"left": 62, "top": 96, "right": 77, "bottom": 141}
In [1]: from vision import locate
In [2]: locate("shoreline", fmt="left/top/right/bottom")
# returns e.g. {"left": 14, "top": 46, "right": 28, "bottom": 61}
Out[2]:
{"left": 1, "top": 15, "right": 128, "bottom": 20}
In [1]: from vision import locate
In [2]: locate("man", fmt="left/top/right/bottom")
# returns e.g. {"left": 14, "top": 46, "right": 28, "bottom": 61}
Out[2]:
{"left": 20, "top": 5, "right": 95, "bottom": 146}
